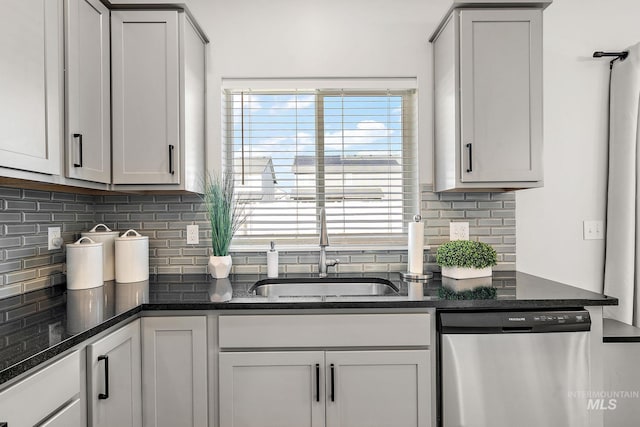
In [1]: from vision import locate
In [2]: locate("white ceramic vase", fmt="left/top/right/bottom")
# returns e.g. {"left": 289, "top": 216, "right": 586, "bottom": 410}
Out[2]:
{"left": 441, "top": 266, "right": 492, "bottom": 280}
{"left": 208, "top": 255, "right": 232, "bottom": 279}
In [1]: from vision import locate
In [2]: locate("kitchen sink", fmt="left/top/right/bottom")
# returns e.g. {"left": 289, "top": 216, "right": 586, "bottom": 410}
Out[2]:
{"left": 250, "top": 277, "right": 399, "bottom": 297}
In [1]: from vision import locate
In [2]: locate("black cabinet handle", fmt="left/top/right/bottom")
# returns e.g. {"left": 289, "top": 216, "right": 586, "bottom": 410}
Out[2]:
{"left": 73, "top": 133, "right": 83, "bottom": 167}
{"left": 169, "top": 144, "right": 175, "bottom": 175}
{"left": 315, "top": 364, "right": 320, "bottom": 402}
{"left": 330, "top": 363, "right": 335, "bottom": 402}
{"left": 98, "top": 355, "right": 109, "bottom": 400}
{"left": 466, "top": 143, "right": 473, "bottom": 173}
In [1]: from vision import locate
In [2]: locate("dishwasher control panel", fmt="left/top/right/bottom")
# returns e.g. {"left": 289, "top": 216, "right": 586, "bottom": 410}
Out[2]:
{"left": 440, "top": 310, "right": 591, "bottom": 334}
{"left": 528, "top": 312, "right": 588, "bottom": 324}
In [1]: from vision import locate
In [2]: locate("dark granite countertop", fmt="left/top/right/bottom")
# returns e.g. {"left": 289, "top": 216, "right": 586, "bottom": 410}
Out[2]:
{"left": 603, "top": 318, "right": 640, "bottom": 343}
{"left": 0, "top": 271, "right": 617, "bottom": 386}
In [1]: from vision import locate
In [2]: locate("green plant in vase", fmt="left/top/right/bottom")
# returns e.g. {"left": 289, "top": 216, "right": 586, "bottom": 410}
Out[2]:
{"left": 202, "top": 172, "right": 245, "bottom": 278}
{"left": 436, "top": 240, "right": 497, "bottom": 279}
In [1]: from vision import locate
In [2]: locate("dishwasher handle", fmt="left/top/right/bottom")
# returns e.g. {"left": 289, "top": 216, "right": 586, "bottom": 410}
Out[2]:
{"left": 502, "top": 326, "right": 533, "bottom": 333}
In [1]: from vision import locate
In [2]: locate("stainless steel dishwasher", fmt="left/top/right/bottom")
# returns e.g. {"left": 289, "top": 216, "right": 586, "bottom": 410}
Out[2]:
{"left": 439, "top": 310, "right": 591, "bottom": 427}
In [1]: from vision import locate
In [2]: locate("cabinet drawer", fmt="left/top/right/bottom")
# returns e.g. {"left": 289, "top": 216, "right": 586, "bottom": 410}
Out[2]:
{"left": 0, "top": 351, "right": 80, "bottom": 426}
{"left": 40, "top": 398, "right": 81, "bottom": 427}
{"left": 219, "top": 313, "right": 431, "bottom": 348}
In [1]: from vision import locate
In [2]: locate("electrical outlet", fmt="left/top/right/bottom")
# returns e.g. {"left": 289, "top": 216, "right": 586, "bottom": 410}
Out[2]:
{"left": 187, "top": 224, "right": 199, "bottom": 244}
{"left": 450, "top": 222, "right": 469, "bottom": 241}
{"left": 48, "top": 227, "right": 62, "bottom": 250}
{"left": 583, "top": 220, "right": 604, "bottom": 240}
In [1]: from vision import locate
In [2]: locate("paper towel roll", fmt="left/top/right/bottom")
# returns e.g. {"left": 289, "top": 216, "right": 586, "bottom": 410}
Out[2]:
{"left": 408, "top": 217, "right": 424, "bottom": 274}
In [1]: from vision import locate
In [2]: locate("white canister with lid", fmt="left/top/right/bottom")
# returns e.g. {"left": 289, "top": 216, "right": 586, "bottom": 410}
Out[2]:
{"left": 66, "top": 237, "right": 104, "bottom": 290}
{"left": 81, "top": 224, "right": 119, "bottom": 281}
{"left": 115, "top": 229, "right": 149, "bottom": 283}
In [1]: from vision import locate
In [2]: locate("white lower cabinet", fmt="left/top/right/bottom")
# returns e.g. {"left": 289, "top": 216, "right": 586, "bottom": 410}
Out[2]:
{"left": 40, "top": 399, "right": 82, "bottom": 427}
{"left": 219, "top": 351, "right": 325, "bottom": 427}
{"left": 218, "top": 313, "right": 433, "bottom": 427}
{"left": 326, "top": 350, "right": 430, "bottom": 427}
{"left": 87, "top": 319, "right": 142, "bottom": 427}
{"left": 603, "top": 341, "right": 640, "bottom": 426}
{"left": 219, "top": 350, "right": 430, "bottom": 427}
{"left": 141, "top": 316, "right": 208, "bottom": 427}
{"left": 0, "top": 351, "right": 81, "bottom": 426}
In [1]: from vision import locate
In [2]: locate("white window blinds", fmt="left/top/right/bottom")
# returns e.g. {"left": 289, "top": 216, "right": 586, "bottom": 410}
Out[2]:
{"left": 223, "top": 88, "right": 418, "bottom": 244}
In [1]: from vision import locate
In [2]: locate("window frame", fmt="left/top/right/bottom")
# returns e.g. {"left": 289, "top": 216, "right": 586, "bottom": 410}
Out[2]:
{"left": 222, "top": 85, "right": 419, "bottom": 247}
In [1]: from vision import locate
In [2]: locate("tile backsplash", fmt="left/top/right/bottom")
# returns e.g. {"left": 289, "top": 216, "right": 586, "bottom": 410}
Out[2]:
{"left": 0, "top": 187, "right": 95, "bottom": 299}
{"left": 0, "top": 185, "right": 515, "bottom": 298}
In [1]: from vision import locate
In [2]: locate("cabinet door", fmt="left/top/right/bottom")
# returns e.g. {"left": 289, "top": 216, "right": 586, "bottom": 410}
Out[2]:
{"left": 459, "top": 9, "right": 542, "bottom": 183}
{"left": 0, "top": 0, "right": 62, "bottom": 175}
{"left": 87, "top": 319, "right": 142, "bottom": 427}
{"left": 604, "top": 342, "right": 640, "bottom": 426}
{"left": 142, "top": 316, "right": 207, "bottom": 427}
{"left": 111, "top": 10, "right": 180, "bottom": 185}
{"left": 219, "top": 351, "right": 325, "bottom": 427}
{"left": 65, "top": 0, "right": 110, "bottom": 183}
{"left": 325, "top": 350, "right": 431, "bottom": 427}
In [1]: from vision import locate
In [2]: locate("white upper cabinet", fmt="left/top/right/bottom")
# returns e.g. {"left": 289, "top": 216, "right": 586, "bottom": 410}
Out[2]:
{"left": 111, "top": 10, "right": 180, "bottom": 185}
{"left": 431, "top": 7, "right": 544, "bottom": 192}
{"left": 0, "top": 2, "right": 206, "bottom": 193}
{"left": 111, "top": 9, "right": 206, "bottom": 192}
{"left": 65, "top": 0, "right": 111, "bottom": 184}
{"left": 0, "top": 0, "right": 63, "bottom": 175}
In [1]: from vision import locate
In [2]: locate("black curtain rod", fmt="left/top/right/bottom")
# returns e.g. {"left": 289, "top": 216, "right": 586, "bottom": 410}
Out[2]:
{"left": 593, "top": 51, "right": 629, "bottom": 59}
{"left": 593, "top": 51, "right": 629, "bottom": 69}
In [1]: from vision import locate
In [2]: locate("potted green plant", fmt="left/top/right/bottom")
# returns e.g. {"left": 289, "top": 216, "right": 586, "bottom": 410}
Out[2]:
{"left": 202, "top": 172, "right": 245, "bottom": 278}
{"left": 436, "top": 240, "right": 497, "bottom": 279}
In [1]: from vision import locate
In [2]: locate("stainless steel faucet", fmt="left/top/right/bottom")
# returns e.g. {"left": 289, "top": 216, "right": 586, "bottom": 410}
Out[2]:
{"left": 318, "top": 208, "right": 339, "bottom": 277}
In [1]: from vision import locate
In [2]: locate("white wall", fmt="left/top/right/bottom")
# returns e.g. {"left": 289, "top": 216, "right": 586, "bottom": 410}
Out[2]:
{"left": 517, "top": 0, "right": 640, "bottom": 292}
{"left": 185, "top": 0, "right": 640, "bottom": 292}
{"left": 185, "top": 0, "right": 451, "bottom": 183}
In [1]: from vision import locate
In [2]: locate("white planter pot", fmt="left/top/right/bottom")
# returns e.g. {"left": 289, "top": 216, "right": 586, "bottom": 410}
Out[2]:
{"left": 209, "top": 255, "right": 232, "bottom": 279}
{"left": 441, "top": 266, "right": 492, "bottom": 280}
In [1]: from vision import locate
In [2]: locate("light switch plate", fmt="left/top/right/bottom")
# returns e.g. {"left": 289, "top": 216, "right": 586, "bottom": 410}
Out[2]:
{"left": 583, "top": 220, "right": 604, "bottom": 240}
{"left": 187, "top": 224, "right": 199, "bottom": 244}
{"left": 450, "top": 222, "right": 469, "bottom": 241}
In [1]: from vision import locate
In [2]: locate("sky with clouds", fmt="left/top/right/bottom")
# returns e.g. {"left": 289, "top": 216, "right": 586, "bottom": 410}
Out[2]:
{"left": 230, "top": 92, "right": 406, "bottom": 235}
{"left": 231, "top": 92, "right": 403, "bottom": 181}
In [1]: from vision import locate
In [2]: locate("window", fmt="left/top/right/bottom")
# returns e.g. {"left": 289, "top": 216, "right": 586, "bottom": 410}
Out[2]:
{"left": 223, "top": 86, "right": 418, "bottom": 245}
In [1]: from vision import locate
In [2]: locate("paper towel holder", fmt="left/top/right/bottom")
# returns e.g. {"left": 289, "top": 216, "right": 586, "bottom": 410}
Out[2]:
{"left": 404, "top": 213, "right": 429, "bottom": 281}
{"left": 400, "top": 271, "right": 433, "bottom": 282}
